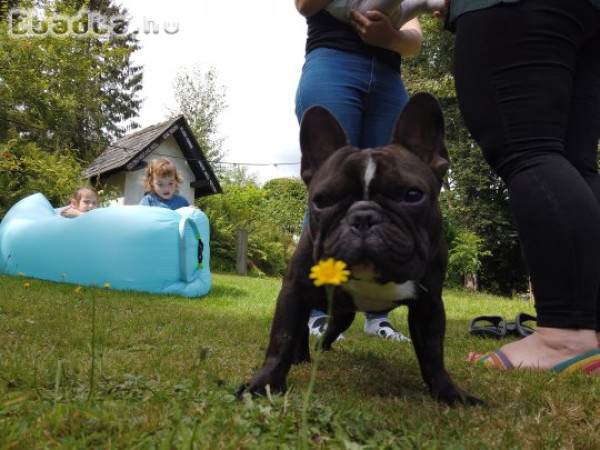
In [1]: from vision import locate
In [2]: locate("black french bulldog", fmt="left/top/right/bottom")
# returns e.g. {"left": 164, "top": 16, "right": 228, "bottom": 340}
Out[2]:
{"left": 238, "top": 93, "right": 482, "bottom": 406}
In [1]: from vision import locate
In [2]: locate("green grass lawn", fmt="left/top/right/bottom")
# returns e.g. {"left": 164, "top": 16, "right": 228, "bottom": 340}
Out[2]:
{"left": 1, "top": 273, "right": 598, "bottom": 449}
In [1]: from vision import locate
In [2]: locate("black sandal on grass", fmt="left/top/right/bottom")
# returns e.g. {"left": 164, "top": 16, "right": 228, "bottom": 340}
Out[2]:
{"left": 515, "top": 313, "right": 537, "bottom": 337}
{"left": 469, "top": 316, "right": 507, "bottom": 339}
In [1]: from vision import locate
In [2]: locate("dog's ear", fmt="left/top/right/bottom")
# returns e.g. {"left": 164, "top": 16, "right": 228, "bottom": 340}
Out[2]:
{"left": 392, "top": 92, "right": 450, "bottom": 182}
{"left": 299, "top": 106, "right": 348, "bottom": 186}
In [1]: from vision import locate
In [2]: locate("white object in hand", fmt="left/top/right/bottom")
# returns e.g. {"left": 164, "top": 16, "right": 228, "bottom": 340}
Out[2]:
{"left": 326, "top": 0, "right": 446, "bottom": 29}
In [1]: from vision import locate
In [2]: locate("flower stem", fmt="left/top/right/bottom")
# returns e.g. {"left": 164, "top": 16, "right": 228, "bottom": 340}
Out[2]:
{"left": 87, "top": 291, "right": 97, "bottom": 400}
{"left": 300, "top": 285, "right": 334, "bottom": 449}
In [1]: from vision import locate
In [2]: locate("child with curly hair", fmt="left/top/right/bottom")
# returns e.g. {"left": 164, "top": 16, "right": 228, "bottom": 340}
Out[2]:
{"left": 139, "top": 159, "right": 191, "bottom": 210}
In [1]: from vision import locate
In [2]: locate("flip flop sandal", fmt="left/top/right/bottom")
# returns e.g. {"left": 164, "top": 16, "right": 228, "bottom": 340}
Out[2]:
{"left": 515, "top": 313, "right": 537, "bottom": 337}
{"left": 467, "top": 349, "right": 513, "bottom": 368}
{"left": 468, "top": 348, "right": 600, "bottom": 374}
{"left": 469, "top": 316, "right": 507, "bottom": 339}
{"left": 551, "top": 349, "right": 600, "bottom": 374}
{"left": 505, "top": 321, "right": 519, "bottom": 337}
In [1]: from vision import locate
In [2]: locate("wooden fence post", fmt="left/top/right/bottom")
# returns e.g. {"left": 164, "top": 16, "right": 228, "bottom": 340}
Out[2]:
{"left": 236, "top": 228, "right": 248, "bottom": 276}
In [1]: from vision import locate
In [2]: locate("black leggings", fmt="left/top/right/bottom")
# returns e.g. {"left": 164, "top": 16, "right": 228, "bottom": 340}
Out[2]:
{"left": 453, "top": 0, "right": 600, "bottom": 330}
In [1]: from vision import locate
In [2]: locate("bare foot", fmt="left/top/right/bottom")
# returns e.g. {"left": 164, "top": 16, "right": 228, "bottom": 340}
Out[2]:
{"left": 496, "top": 327, "right": 598, "bottom": 370}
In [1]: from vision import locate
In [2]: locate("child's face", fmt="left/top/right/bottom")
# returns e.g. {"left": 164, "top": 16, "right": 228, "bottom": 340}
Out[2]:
{"left": 152, "top": 176, "right": 177, "bottom": 200}
{"left": 72, "top": 192, "right": 98, "bottom": 212}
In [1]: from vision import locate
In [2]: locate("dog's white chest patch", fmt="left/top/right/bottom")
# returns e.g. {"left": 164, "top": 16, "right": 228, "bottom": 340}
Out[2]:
{"left": 342, "top": 279, "right": 418, "bottom": 312}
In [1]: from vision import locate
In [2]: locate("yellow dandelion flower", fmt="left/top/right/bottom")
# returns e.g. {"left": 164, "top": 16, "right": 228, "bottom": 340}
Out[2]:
{"left": 103, "top": 283, "right": 111, "bottom": 289}
{"left": 309, "top": 258, "right": 350, "bottom": 287}
{"left": 23, "top": 282, "right": 30, "bottom": 288}
{"left": 74, "top": 286, "right": 82, "bottom": 294}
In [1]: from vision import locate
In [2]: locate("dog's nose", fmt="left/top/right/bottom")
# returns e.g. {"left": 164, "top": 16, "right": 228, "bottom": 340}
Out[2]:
{"left": 348, "top": 208, "right": 383, "bottom": 234}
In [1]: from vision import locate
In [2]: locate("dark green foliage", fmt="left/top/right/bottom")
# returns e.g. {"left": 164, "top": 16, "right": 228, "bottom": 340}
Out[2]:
{"left": 0, "top": 140, "right": 83, "bottom": 217}
{"left": 444, "top": 135, "right": 528, "bottom": 295}
{"left": 199, "top": 175, "right": 307, "bottom": 277}
{"left": 0, "top": 0, "right": 142, "bottom": 159}
{"left": 262, "top": 177, "right": 307, "bottom": 237}
{"left": 0, "top": 0, "right": 21, "bottom": 22}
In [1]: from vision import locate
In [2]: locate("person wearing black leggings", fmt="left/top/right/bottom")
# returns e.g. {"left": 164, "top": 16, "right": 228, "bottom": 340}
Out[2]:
{"left": 447, "top": 0, "right": 600, "bottom": 372}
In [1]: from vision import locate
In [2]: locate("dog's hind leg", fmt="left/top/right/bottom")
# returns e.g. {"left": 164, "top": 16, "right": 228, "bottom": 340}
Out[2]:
{"left": 321, "top": 311, "right": 355, "bottom": 350}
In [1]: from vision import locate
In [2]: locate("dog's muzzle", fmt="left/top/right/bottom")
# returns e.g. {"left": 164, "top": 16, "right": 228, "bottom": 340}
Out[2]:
{"left": 347, "top": 201, "right": 383, "bottom": 236}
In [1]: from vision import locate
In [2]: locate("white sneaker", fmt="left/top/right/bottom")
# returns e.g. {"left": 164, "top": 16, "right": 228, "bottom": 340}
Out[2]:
{"left": 364, "top": 319, "right": 411, "bottom": 342}
{"left": 308, "top": 315, "right": 344, "bottom": 340}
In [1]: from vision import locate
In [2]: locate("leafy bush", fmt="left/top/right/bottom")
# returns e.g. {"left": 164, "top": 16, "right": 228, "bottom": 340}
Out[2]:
{"left": 198, "top": 177, "right": 306, "bottom": 277}
{"left": 447, "top": 230, "right": 491, "bottom": 289}
{"left": 0, "top": 140, "right": 85, "bottom": 218}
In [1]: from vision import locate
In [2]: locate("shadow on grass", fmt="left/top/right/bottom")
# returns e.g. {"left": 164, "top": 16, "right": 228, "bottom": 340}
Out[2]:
{"left": 206, "top": 283, "right": 248, "bottom": 299}
{"left": 283, "top": 315, "right": 511, "bottom": 402}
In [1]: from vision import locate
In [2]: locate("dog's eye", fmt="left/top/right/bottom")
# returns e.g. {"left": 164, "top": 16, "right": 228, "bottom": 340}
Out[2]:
{"left": 312, "top": 194, "right": 332, "bottom": 209}
{"left": 404, "top": 188, "right": 424, "bottom": 203}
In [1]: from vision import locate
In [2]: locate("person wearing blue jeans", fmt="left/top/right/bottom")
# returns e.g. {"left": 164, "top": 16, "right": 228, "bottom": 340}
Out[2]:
{"left": 447, "top": 0, "right": 600, "bottom": 372}
{"left": 294, "top": 0, "right": 434, "bottom": 342}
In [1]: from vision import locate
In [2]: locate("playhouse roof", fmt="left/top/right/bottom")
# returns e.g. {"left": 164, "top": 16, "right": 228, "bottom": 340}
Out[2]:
{"left": 83, "top": 115, "right": 222, "bottom": 198}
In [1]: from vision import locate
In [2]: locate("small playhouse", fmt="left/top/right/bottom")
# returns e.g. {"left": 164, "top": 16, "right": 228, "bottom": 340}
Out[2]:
{"left": 0, "top": 116, "right": 222, "bottom": 297}
{"left": 83, "top": 114, "right": 221, "bottom": 205}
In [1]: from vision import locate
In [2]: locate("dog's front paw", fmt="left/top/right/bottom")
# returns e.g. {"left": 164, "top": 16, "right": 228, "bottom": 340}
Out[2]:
{"left": 236, "top": 375, "right": 287, "bottom": 400}
{"left": 236, "top": 383, "right": 260, "bottom": 400}
{"left": 292, "top": 350, "right": 311, "bottom": 364}
{"left": 433, "top": 387, "right": 485, "bottom": 407}
{"left": 460, "top": 394, "right": 486, "bottom": 407}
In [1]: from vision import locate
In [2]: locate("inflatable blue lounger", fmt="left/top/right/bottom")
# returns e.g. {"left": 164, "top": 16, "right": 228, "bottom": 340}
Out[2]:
{"left": 0, "top": 193, "right": 211, "bottom": 297}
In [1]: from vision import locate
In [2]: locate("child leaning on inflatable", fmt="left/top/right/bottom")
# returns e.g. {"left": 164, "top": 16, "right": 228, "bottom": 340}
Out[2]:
{"left": 60, "top": 187, "right": 99, "bottom": 218}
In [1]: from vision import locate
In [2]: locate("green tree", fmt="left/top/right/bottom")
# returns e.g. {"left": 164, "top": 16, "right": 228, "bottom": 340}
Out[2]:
{"left": 0, "top": 140, "right": 83, "bottom": 217}
{"left": 0, "top": 0, "right": 142, "bottom": 215}
{"left": 172, "top": 65, "right": 228, "bottom": 174}
{"left": 0, "top": 0, "right": 142, "bottom": 159}
{"left": 447, "top": 230, "right": 491, "bottom": 290}
{"left": 444, "top": 137, "right": 527, "bottom": 295}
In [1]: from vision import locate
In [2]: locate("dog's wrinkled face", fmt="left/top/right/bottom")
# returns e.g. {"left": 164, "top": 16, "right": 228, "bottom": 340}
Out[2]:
{"left": 300, "top": 93, "right": 450, "bottom": 288}
{"left": 309, "top": 146, "right": 439, "bottom": 285}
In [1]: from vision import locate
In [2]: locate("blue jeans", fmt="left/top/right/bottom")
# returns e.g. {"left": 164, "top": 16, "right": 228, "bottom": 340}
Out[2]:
{"left": 296, "top": 47, "right": 408, "bottom": 148}
{"left": 296, "top": 47, "right": 409, "bottom": 322}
